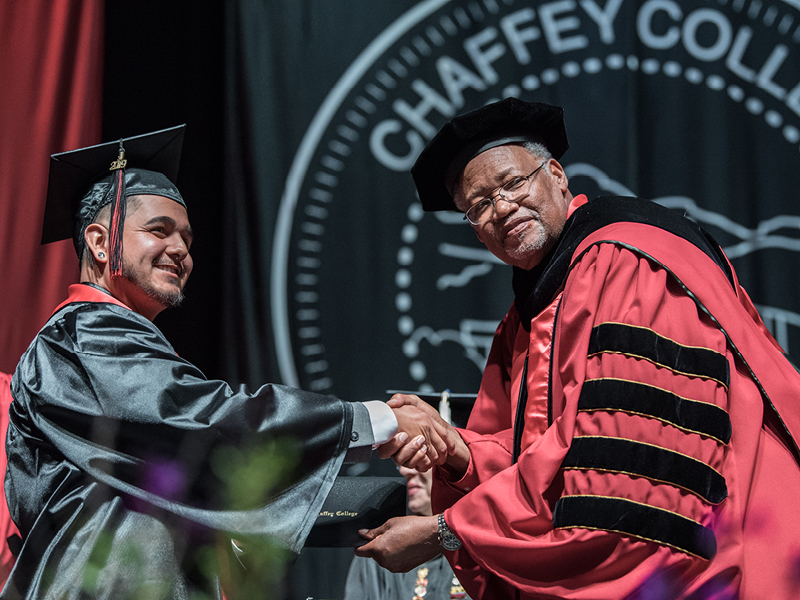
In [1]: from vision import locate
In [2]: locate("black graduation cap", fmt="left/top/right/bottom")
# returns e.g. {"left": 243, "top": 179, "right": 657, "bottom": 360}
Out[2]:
{"left": 41, "top": 124, "right": 187, "bottom": 276}
{"left": 411, "top": 98, "right": 569, "bottom": 212}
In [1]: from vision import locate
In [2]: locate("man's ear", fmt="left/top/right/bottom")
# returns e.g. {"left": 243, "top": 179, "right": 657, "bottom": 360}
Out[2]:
{"left": 84, "top": 223, "right": 109, "bottom": 265}
{"left": 548, "top": 159, "right": 569, "bottom": 192}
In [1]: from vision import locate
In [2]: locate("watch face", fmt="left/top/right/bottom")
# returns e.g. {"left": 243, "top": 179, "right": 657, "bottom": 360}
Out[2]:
{"left": 442, "top": 531, "right": 461, "bottom": 551}
{"left": 439, "top": 514, "right": 461, "bottom": 550}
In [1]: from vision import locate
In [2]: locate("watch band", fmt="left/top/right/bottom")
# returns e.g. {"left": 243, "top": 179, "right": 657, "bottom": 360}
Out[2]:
{"left": 437, "top": 513, "right": 463, "bottom": 551}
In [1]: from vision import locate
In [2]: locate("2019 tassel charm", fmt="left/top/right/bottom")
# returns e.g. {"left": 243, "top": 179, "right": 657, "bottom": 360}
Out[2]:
{"left": 107, "top": 141, "right": 128, "bottom": 277}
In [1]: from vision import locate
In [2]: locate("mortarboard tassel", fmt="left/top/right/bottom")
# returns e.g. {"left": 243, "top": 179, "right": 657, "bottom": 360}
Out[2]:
{"left": 107, "top": 141, "right": 128, "bottom": 277}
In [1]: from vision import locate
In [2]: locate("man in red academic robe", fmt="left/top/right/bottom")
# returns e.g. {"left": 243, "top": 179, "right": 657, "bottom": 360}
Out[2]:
{"left": 356, "top": 98, "right": 800, "bottom": 599}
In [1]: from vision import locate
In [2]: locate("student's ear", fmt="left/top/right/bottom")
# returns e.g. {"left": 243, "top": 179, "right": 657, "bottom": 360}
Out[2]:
{"left": 84, "top": 223, "right": 109, "bottom": 265}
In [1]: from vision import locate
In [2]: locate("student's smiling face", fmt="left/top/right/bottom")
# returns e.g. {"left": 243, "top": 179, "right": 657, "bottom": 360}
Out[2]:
{"left": 113, "top": 194, "right": 194, "bottom": 318}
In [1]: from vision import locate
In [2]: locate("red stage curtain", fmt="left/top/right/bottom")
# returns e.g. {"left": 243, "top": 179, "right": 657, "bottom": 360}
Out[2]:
{"left": 0, "top": 0, "right": 104, "bottom": 373}
{"left": 0, "top": 373, "right": 17, "bottom": 582}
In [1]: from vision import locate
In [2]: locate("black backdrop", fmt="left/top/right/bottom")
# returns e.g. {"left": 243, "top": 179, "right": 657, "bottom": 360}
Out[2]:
{"left": 226, "top": 0, "right": 800, "bottom": 414}
{"left": 103, "top": 1, "right": 225, "bottom": 378}
{"left": 102, "top": 4, "right": 365, "bottom": 597}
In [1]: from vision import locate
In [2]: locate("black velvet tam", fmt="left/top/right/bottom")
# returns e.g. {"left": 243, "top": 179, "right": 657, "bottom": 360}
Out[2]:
{"left": 411, "top": 98, "right": 568, "bottom": 212}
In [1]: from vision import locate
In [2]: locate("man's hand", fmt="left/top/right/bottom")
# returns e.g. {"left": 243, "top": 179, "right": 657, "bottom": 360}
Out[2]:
{"left": 379, "top": 394, "right": 470, "bottom": 475}
{"left": 354, "top": 515, "right": 441, "bottom": 573}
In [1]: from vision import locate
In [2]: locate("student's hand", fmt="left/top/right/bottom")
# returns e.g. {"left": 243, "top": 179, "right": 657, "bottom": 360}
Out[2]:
{"left": 378, "top": 394, "right": 457, "bottom": 469}
{"left": 379, "top": 394, "right": 470, "bottom": 475}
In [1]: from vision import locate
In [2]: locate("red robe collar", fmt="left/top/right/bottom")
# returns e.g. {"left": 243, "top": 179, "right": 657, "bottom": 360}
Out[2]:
{"left": 567, "top": 194, "right": 588, "bottom": 217}
{"left": 54, "top": 283, "right": 133, "bottom": 315}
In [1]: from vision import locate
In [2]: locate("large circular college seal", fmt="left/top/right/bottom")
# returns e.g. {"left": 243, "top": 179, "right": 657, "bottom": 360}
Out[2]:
{"left": 274, "top": 0, "right": 800, "bottom": 402}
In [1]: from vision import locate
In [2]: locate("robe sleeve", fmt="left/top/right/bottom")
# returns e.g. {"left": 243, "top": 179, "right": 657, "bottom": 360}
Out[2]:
{"left": 432, "top": 306, "right": 518, "bottom": 508}
{"left": 437, "top": 242, "right": 736, "bottom": 599}
{"left": 7, "top": 301, "right": 353, "bottom": 553}
{"left": 464, "top": 305, "right": 518, "bottom": 435}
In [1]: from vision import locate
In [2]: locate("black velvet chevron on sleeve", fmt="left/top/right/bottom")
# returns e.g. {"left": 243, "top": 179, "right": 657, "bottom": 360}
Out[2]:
{"left": 578, "top": 378, "right": 731, "bottom": 444}
{"left": 587, "top": 322, "right": 730, "bottom": 388}
{"left": 553, "top": 495, "right": 717, "bottom": 560}
{"left": 561, "top": 436, "right": 727, "bottom": 504}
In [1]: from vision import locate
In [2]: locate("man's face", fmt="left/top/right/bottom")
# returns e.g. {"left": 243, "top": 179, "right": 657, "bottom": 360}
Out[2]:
{"left": 453, "top": 145, "right": 571, "bottom": 270}
{"left": 115, "top": 194, "right": 194, "bottom": 317}
{"left": 398, "top": 465, "right": 433, "bottom": 516}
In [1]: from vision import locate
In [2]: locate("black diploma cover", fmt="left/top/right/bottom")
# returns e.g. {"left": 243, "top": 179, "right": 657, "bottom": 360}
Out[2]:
{"left": 304, "top": 476, "right": 406, "bottom": 547}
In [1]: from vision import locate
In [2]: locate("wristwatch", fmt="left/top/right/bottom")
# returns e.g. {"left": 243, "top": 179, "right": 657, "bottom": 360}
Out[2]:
{"left": 437, "top": 514, "right": 462, "bottom": 551}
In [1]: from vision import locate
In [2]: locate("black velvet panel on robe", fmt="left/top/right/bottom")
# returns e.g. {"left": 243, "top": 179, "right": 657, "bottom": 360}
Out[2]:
{"left": 3, "top": 299, "right": 353, "bottom": 599}
{"left": 512, "top": 196, "right": 735, "bottom": 330}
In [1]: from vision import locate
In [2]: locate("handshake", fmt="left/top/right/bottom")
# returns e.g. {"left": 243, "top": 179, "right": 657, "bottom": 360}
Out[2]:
{"left": 350, "top": 393, "right": 472, "bottom": 573}
{"left": 379, "top": 393, "right": 469, "bottom": 476}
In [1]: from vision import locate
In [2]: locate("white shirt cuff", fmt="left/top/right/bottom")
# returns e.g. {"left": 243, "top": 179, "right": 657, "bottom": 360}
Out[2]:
{"left": 363, "top": 400, "right": 398, "bottom": 445}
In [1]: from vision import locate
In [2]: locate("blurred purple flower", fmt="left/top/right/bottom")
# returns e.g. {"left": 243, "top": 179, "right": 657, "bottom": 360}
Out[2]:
{"left": 791, "top": 551, "right": 800, "bottom": 587}
{"left": 625, "top": 569, "right": 680, "bottom": 600}
{"left": 141, "top": 457, "right": 188, "bottom": 502}
{"left": 625, "top": 566, "right": 738, "bottom": 600}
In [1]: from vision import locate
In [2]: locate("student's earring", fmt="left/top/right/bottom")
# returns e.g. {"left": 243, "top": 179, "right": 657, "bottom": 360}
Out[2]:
{"left": 98, "top": 252, "right": 105, "bottom": 259}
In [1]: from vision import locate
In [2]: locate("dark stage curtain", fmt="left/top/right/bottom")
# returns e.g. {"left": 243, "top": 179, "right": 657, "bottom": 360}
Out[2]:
{"left": 226, "top": 0, "right": 800, "bottom": 400}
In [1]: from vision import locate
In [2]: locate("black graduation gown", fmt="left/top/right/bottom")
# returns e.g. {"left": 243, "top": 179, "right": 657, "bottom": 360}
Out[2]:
{"left": 3, "top": 285, "right": 354, "bottom": 599}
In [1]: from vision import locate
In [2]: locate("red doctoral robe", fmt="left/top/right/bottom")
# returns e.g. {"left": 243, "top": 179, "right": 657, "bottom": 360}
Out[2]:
{"left": 432, "top": 195, "right": 800, "bottom": 599}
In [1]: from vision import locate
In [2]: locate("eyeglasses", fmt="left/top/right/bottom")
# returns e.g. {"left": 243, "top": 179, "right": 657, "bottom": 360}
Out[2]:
{"left": 463, "top": 162, "right": 547, "bottom": 226}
